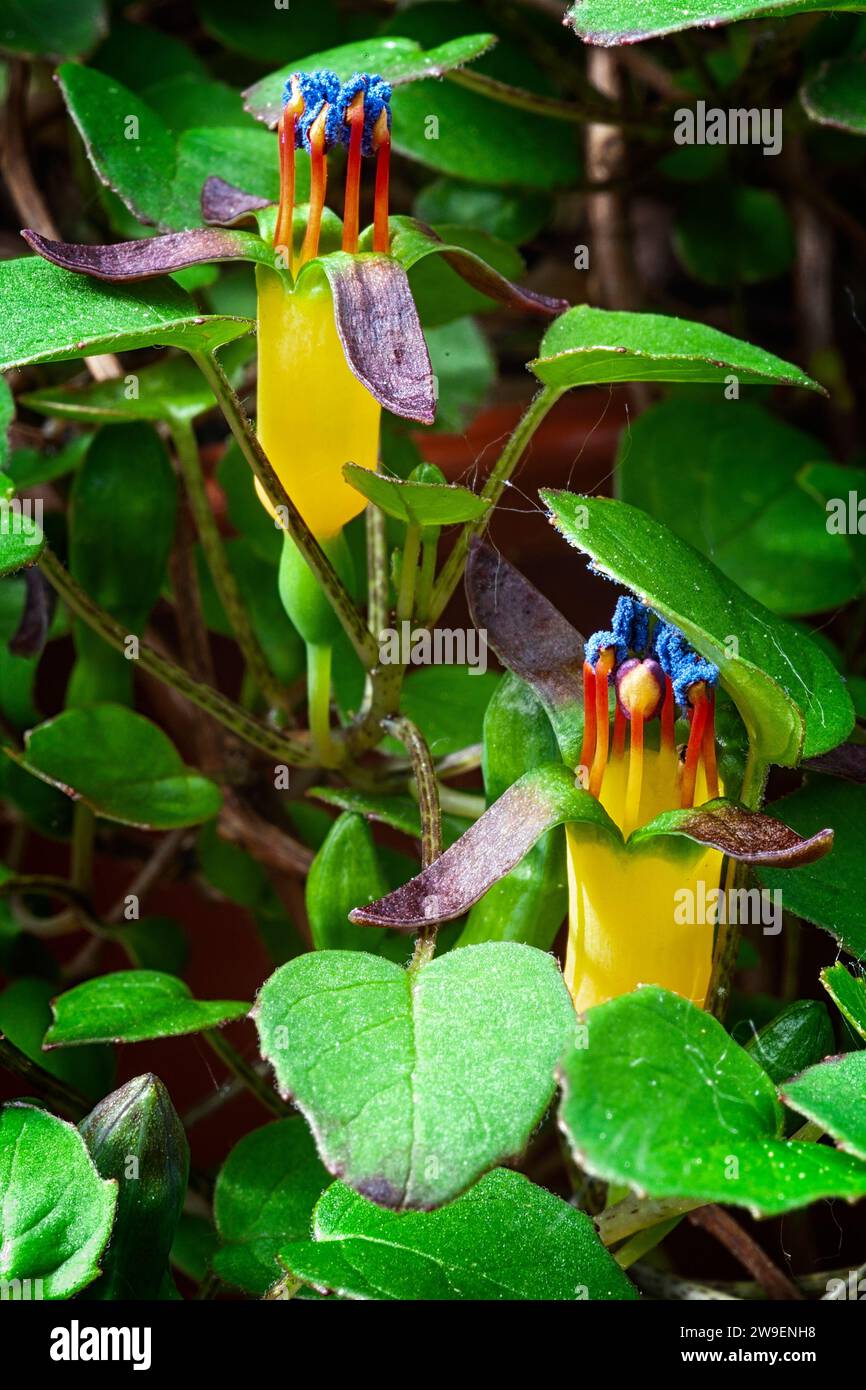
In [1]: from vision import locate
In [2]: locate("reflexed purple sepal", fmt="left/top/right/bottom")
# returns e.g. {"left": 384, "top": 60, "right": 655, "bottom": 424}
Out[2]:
{"left": 349, "top": 763, "right": 615, "bottom": 931}
{"left": 441, "top": 245, "right": 567, "bottom": 319}
{"left": 632, "top": 799, "right": 834, "bottom": 867}
{"left": 803, "top": 743, "right": 866, "bottom": 784}
{"left": 22, "top": 227, "right": 260, "bottom": 281}
{"left": 466, "top": 539, "right": 585, "bottom": 765}
{"left": 318, "top": 255, "right": 435, "bottom": 424}
{"left": 201, "top": 176, "right": 272, "bottom": 227}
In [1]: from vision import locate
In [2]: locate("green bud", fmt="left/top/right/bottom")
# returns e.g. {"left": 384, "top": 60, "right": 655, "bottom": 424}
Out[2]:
{"left": 278, "top": 530, "right": 355, "bottom": 648}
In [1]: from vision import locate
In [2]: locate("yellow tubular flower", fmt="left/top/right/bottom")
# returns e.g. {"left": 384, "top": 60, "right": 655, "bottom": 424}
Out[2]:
{"left": 255, "top": 265, "right": 380, "bottom": 540}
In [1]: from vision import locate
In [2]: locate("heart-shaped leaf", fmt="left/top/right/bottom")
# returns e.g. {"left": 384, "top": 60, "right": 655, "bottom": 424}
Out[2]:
{"left": 802, "top": 53, "right": 866, "bottom": 134}
{"left": 566, "top": 0, "right": 863, "bottom": 45}
{"left": 46, "top": 970, "right": 249, "bottom": 1045}
{"left": 559, "top": 986, "right": 866, "bottom": 1216}
{"left": 281, "top": 1168, "right": 636, "bottom": 1300}
{"left": 254, "top": 942, "right": 575, "bottom": 1209}
{"left": 343, "top": 465, "right": 489, "bottom": 526}
{"left": 531, "top": 306, "right": 821, "bottom": 393}
{"left": 213, "top": 1118, "right": 330, "bottom": 1295}
{"left": 782, "top": 1053, "right": 866, "bottom": 1161}
{"left": 244, "top": 35, "right": 498, "bottom": 126}
{"left": 821, "top": 964, "right": 866, "bottom": 1041}
{"left": 0, "top": 256, "right": 251, "bottom": 368}
{"left": 0, "top": 1102, "right": 116, "bottom": 1300}
{"left": 541, "top": 491, "right": 854, "bottom": 763}
{"left": 757, "top": 776, "right": 866, "bottom": 958}
{"left": 12, "top": 705, "right": 222, "bottom": 829}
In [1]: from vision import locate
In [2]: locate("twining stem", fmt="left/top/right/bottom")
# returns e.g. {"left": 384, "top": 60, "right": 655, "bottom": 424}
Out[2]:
{"left": 429, "top": 385, "right": 563, "bottom": 623}
{"left": 366, "top": 500, "right": 388, "bottom": 642}
{"left": 203, "top": 1029, "right": 289, "bottom": 1120}
{"left": 397, "top": 524, "right": 421, "bottom": 624}
{"left": 0, "top": 1034, "right": 89, "bottom": 1120}
{"left": 687, "top": 1205, "right": 804, "bottom": 1301}
{"left": 707, "top": 745, "right": 769, "bottom": 1020}
{"left": 38, "top": 545, "right": 313, "bottom": 767}
{"left": 306, "top": 642, "right": 341, "bottom": 768}
{"left": 191, "top": 350, "right": 378, "bottom": 670}
{"left": 384, "top": 716, "right": 442, "bottom": 970}
{"left": 169, "top": 415, "right": 285, "bottom": 712}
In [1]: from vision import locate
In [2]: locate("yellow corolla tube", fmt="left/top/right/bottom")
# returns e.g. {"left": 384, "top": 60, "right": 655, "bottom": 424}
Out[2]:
{"left": 255, "top": 265, "right": 380, "bottom": 540}
{"left": 565, "top": 599, "right": 724, "bottom": 1012}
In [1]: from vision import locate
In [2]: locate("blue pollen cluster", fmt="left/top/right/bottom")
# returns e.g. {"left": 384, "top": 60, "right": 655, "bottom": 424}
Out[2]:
{"left": 585, "top": 601, "right": 719, "bottom": 708}
{"left": 652, "top": 620, "right": 719, "bottom": 707}
{"left": 282, "top": 70, "right": 392, "bottom": 155}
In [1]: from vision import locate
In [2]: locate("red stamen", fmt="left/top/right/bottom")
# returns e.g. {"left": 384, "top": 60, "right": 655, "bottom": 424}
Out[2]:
{"left": 589, "top": 650, "right": 615, "bottom": 799}
{"left": 299, "top": 107, "right": 329, "bottom": 268}
{"left": 702, "top": 689, "right": 719, "bottom": 799}
{"left": 342, "top": 94, "right": 365, "bottom": 254}
{"left": 372, "top": 113, "right": 391, "bottom": 254}
{"left": 612, "top": 702, "right": 627, "bottom": 759}
{"left": 680, "top": 685, "right": 709, "bottom": 809}
{"left": 578, "top": 660, "right": 597, "bottom": 786}
{"left": 661, "top": 675, "right": 675, "bottom": 750}
{"left": 273, "top": 109, "right": 296, "bottom": 269}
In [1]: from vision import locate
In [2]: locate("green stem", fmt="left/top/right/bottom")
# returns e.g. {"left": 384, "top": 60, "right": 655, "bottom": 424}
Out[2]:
{"left": 203, "top": 1029, "right": 289, "bottom": 1120}
{"left": 384, "top": 715, "right": 442, "bottom": 971}
{"left": 595, "top": 1193, "right": 704, "bottom": 1246}
{"left": 191, "top": 350, "right": 377, "bottom": 670}
{"left": 366, "top": 496, "right": 388, "bottom": 642}
{"left": 71, "top": 802, "right": 95, "bottom": 894}
{"left": 434, "top": 785, "right": 485, "bottom": 819}
{"left": 169, "top": 415, "right": 285, "bottom": 712}
{"left": 397, "top": 524, "right": 421, "bottom": 625}
{"left": 414, "top": 535, "right": 438, "bottom": 625}
{"left": 38, "top": 545, "right": 312, "bottom": 767}
{"left": 614, "top": 1216, "right": 683, "bottom": 1269}
{"left": 306, "top": 641, "right": 341, "bottom": 768}
{"left": 429, "top": 385, "right": 563, "bottom": 623}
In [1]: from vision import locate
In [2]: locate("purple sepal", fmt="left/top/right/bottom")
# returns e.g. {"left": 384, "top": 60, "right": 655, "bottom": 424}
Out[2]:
{"left": 22, "top": 227, "right": 257, "bottom": 282}
{"left": 201, "top": 176, "right": 272, "bottom": 227}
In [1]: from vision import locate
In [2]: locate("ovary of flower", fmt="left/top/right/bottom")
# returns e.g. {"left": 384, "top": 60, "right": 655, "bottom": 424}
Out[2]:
{"left": 255, "top": 266, "right": 380, "bottom": 538}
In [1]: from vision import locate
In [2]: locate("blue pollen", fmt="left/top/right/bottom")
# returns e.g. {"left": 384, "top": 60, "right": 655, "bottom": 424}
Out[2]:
{"left": 282, "top": 70, "right": 391, "bottom": 156}
{"left": 585, "top": 595, "right": 650, "bottom": 667}
{"left": 652, "top": 620, "right": 719, "bottom": 706}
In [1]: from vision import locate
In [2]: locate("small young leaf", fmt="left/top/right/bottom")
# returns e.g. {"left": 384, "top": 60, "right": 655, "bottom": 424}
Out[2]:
{"left": 782, "top": 1053, "right": 866, "bottom": 1160}
{"left": 343, "top": 464, "right": 489, "bottom": 526}
{"left": 213, "top": 1118, "right": 330, "bottom": 1295}
{"left": 282, "top": 1169, "right": 636, "bottom": 1300}
{"left": 821, "top": 963, "right": 866, "bottom": 1041}
{"left": 745, "top": 999, "right": 835, "bottom": 1085}
{"left": 13, "top": 705, "right": 222, "bottom": 830}
{"left": 254, "top": 942, "right": 575, "bottom": 1209}
{"left": 0, "top": 1102, "right": 116, "bottom": 1300}
{"left": 46, "top": 970, "right": 249, "bottom": 1046}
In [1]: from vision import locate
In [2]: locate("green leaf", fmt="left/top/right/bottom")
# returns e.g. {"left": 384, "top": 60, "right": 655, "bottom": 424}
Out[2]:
{"left": 757, "top": 776, "right": 866, "bottom": 958}
{"left": 559, "top": 986, "right": 866, "bottom": 1216}
{"left": 0, "top": 0, "right": 106, "bottom": 58}
{"left": 424, "top": 318, "right": 496, "bottom": 432}
{"left": 0, "top": 504, "right": 44, "bottom": 577}
{"left": 415, "top": 178, "right": 552, "bottom": 246}
{"left": 0, "top": 1102, "right": 116, "bottom": 1299}
{"left": 567, "top": 0, "right": 866, "bottom": 45}
{"left": 744, "top": 999, "right": 835, "bottom": 1085}
{"left": 674, "top": 188, "right": 795, "bottom": 288}
{"left": 13, "top": 705, "right": 223, "bottom": 830}
{"left": 821, "top": 963, "right": 866, "bottom": 1040}
{"left": 397, "top": 665, "right": 500, "bottom": 759}
{"left": 0, "top": 978, "right": 114, "bottom": 1100}
{"left": 93, "top": 18, "right": 207, "bottom": 93}
{"left": 0, "top": 257, "right": 251, "bottom": 368}
{"left": 306, "top": 813, "right": 410, "bottom": 960}
{"left": 4, "top": 433, "right": 90, "bottom": 491}
{"left": 541, "top": 491, "right": 854, "bottom": 763}
{"left": 80, "top": 1075, "right": 189, "bottom": 1299}
{"left": 343, "top": 464, "right": 490, "bottom": 526}
{"left": 616, "top": 398, "right": 863, "bottom": 616}
{"left": 213, "top": 1118, "right": 330, "bottom": 1295}
{"left": 244, "top": 35, "right": 498, "bottom": 126}
{"left": 254, "top": 942, "right": 575, "bottom": 1209}
{"left": 782, "top": 1053, "right": 866, "bottom": 1160}
{"left": 0, "top": 376, "right": 13, "bottom": 471}
{"left": 282, "top": 1169, "right": 636, "bottom": 1300}
{"left": 23, "top": 355, "right": 216, "bottom": 424}
{"left": 531, "top": 305, "right": 821, "bottom": 393}
{"left": 46, "top": 970, "right": 249, "bottom": 1046}
{"left": 802, "top": 53, "right": 866, "bottom": 133}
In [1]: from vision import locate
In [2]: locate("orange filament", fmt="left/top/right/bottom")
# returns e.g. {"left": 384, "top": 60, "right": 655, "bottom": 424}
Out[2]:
{"left": 588, "top": 649, "right": 615, "bottom": 799}
{"left": 624, "top": 709, "right": 644, "bottom": 838}
{"left": 342, "top": 93, "right": 365, "bottom": 253}
{"left": 273, "top": 109, "right": 297, "bottom": 266}
{"left": 299, "top": 106, "right": 329, "bottom": 268}
{"left": 372, "top": 112, "right": 391, "bottom": 253}
{"left": 578, "top": 660, "right": 597, "bottom": 784}
{"left": 661, "top": 675, "right": 675, "bottom": 751}
{"left": 680, "top": 684, "right": 709, "bottom": 809}
{"left": 702, "top": 689, "right": 719, "bottom": 799}
{"left": 612, "top": 702, "right": 627, "bottom": 759}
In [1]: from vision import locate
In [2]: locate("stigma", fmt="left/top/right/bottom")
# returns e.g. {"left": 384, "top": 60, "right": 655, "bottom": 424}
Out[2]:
{"left": 273, "top": 69, "right": 393, "bottom": 272}
{"left": 580, "top": 600, "right": 720, "bottom": 833}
